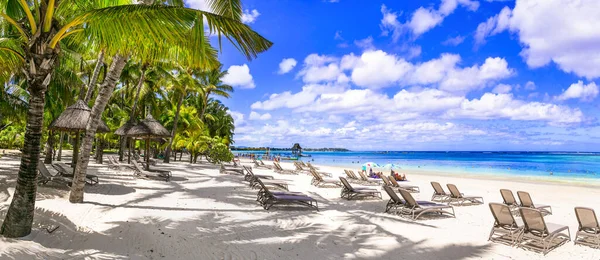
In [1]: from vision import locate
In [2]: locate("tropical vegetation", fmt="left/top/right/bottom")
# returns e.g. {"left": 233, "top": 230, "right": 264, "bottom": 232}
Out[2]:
{"left": 0, "top": 0, "right": 271, "bottom": 238}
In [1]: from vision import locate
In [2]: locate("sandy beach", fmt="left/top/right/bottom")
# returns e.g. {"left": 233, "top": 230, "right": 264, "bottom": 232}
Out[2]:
{"left": 1, "top": 153, "right": 599, "bottom": 260}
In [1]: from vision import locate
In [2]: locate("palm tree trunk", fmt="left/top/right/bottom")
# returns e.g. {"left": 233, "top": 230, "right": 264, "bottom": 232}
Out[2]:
{"left": 43, "top": 130, "right": 55, "bottom": 164}
{"left": 164, "top": 93, "right": 185, "bottom": 163}
{"left": 199, "top": 93, "right": 209, "bottom": 121}
{"left": 119, "top": 136, "right": 125, "bottom": 161}
{"left": 130, "top": 67, "right": 146, "bottom": 119}
{"left": 69, "top": 55, "right": 127, "bottom": 203}
{"left": 1, "top": 48, "right": 59, "bottom": 237}
{"left": 83, "top": 50, "right": 105, "bottom": 103}
{"left": 57, "top": 132, "right": 64, "bottom": 161}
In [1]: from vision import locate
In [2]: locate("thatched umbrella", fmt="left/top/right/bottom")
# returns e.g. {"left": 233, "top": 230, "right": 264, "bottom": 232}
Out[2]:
{"left": 49, "top": 100, "right": 111, "bottom": 168}
{"left": 114, "top": 119, "right": 138, "bottom": 164}
{"left": 118, "top": 114, "right": 170, "bottom": 170}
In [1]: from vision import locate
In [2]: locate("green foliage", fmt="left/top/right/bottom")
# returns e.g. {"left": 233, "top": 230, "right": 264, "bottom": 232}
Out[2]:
{"left": 0, "top": 123, "right": 24, "bottom": 149}
{"left": 207, "top": 141, "right": 233, "bottom": 164}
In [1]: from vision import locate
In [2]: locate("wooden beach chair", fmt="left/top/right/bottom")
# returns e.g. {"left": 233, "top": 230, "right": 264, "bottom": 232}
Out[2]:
{"left": 574, "top": 207, "right": 600, "bottom": 249}
{"left": 309, "top": 169, "right": 341, "bottom": 188}
{"left": 339, "top": 177, "right": 381, "bottom": 200}
{"left": 37, "top": 162, "right": 71, "bottom": 186}
{"left": 488, "top": 203, "right": 524, "bottom": 246}
{"left": 344, "top": 170, "right": 361, "bottom": 183}
{"left": 500, "top": 189, "right": 519, "bottom": 210}
{"left": 243, "top": 166, "right": 289, "bottom": 191}
{"left": 517, "top": 191, "right": 552, "bottom": 215}
{"left": 397, "top": 188, "right": 455, "bottom": 220}
{"left": 273, "top": 162, "right": 299, "bottom": 175}
{"left": 388, "top": 176, "right": 420, "bottom": 193}
{"left": 108, "top": 156, "right": 135, "bottom": 171}
{"left": 53, "top": 162, "right": 99, "bottom": 186}
{"left": 430, "top": 182, "right": 450, "bottom": 202}
{"left": 446, "top": 184, "right": 484, "bottom": 206}
{"left": 132, "top": 160, "right": 171, "bottom": 182}
{"left": 519, "top": 207, "right": 571, "bottom": 255}
{"left": 356, "top": 170, "right": 383, "bottom": 186}
{"left": 254, "top": 178, "right": 319, "bottom": 211}
{"left": 307, "top": 163, "right": 331, "bottom": 177}
{"left": 382, "top": 185, "right": 406, "bottom": 214}
{"left": 220, "top": 163, "right": 245, "bottom": 175}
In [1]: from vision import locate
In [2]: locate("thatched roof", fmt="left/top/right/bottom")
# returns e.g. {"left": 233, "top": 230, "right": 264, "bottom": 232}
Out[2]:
{"left": 114, "top": 119, "right": 137, "bottom": 136}
{"left": 122, "top": 114, "right": 171, "bottom": 138}
{"left": 49, "top": 100, "right": 110, "bottom": 133}
{"left": 292, "top": 143, "right": 302, "bottom": 150}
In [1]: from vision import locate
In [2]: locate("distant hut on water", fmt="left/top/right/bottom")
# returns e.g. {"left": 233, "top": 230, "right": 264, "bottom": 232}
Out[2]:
{"left": 291, "top": 143, "right": 302, "bottom": 157}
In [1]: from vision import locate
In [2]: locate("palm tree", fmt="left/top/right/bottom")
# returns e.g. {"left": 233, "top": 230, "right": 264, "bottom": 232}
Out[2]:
{"left": 0, "top": 0, "right": 272, "bottom": 237}
{"left": 198, "top": 66, "right": 234, "bottom": 121}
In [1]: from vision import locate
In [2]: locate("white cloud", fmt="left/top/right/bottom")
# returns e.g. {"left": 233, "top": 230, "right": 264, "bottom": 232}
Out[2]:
{"left": 354, "top": 36, "right": 375, "bottom": 50}
{"left": 227, "top": 110, "right": 245, "bottom": 127}
{"left": 524, "top": 81, "right": 536, "bottom": 91}
{"left": 249, "top": 111, "right": 272, "bottom": 120}
{"left": 184, "top": 0, "right": 209, "bottom": 10}
{"left": 278, "top": 58, "right": 297, "bottom": 74}
{"left": 251, "top": 83, "right": 346, "bottom": 110}
{"left": 334, "top": 31, "right": 344, "bottom": 40}
{"left": 382, "top": 1, "right": 479, "bottom": 41}
{"left": 222, "top": 64, "right": 255, "bottom": 89}
{"left": 474, "top": 6, "right": 511, "bottom": 46}
{"left": 476, "top": 0, "right": 600, "bottom": 79}
{"left": 492, "top": 84, "right": 512, "bottom": 94}
{"left": 446, "top": 93, "right": 584, "bottom": 124}
{"left": 442, "top": 35, "right": 466, "bottom": 46}
{"left": 556, "top": 81, "right": 599, "bottom": 102}
{"left": 293, "top": 50, "right": 513, "bottom": 93}
{"left": 241, "top": 9, "right": 260, "bottom": 24}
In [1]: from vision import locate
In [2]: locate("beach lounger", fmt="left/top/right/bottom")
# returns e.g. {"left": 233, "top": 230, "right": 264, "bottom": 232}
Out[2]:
{"left": 446, "top": 184, "right": 484, "bottom": 206}
{"left": 397, "top": 188, "right": 455, "bottom": 220}
{"left": 488, "top": 203, "right": 525, "bottom": 246}
{"left": 243, "top": 166, "right": 289, "bottom": 191}
{"left": 339, "top": 177, "right": 381, "bottom": 200}
{"left": 306, "top": 162, "right": 319, "bottom": 170}
{"left": 254, "top": 178, "right": 318, "bottom": 211}
{"left": 106, "top": 156, "right": 119, "bottom": 170}
{"left": 110, "top": 156, "right": 135, "bottom": 171}
{"left": 241, "top": 165, "right": 275, "bottom": 182}
{"left": 220, "top": 164, "right": 245, "bottom": 175}
{"left": 309, "top": 169, "right": 342, "bottom": 188}
{"left": 388, "top": 176, "right": 420, "bottom": 193}
{"left": 344, "top": 170, "right": 361, "bottom": 183}
{"left": 518, "top": 207, "right": 571, "bottom": 255}
{"left": 273, "top": 162, "right": 299, "bottom": 175}
{"left": 307, "top": 164, "right": 332, "bottom": 177}
{"left": 132, "top": 160, "right": 171, "bottom": 182}
{"left": 430, "top": 182, "right": 450, "bottom": 202}
{"left": 574, "top": 207, "right": 600, "bottom": 249}
{"left": 500, "top": 189, "right": 519, "bottom": 211}
{"left": 383, "top": 186, "right": 406, "bottom": 214}
{"left": 37, "top": 162, "right": 71, "bottom": 186}
{"left": 517, "top": 191, "right": 552, "bottom": 215}
{"left": 356, "top": 170, "right": 383, "bottom": 186}
{"left": 294, "top": 162, "right": 308, "bottom": 172}
{"left": 53, "top": 162, "right": 99, "bottom": 186}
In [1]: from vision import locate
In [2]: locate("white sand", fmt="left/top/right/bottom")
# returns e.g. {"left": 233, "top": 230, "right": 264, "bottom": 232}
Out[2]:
{"left": 0, "top": 154, "right": 599, "bottom": 259}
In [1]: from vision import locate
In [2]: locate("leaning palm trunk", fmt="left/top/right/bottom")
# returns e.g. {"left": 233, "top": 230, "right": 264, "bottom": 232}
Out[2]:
{"left": 84, "top": 50, "right": 105, "bottom": 103}
{"left": 1, "top": 45, "right": 59, "bottom": 237}
{"left": 69, "top": 55, "right": 127, "bottom": 203}
{"left": 164, "top": 93, "right": 184, "bottom": 163}
{"left": 43, "top": 130, "right": 55, "bottom": 164}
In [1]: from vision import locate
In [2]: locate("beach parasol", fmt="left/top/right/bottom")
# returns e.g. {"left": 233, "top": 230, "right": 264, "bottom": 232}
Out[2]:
{"left": 114, "top": 119, "right": 139, "bottom": 163}
{"left": 362, "top": 162, "right": 380, "bottom": 169}
{"left": 381, "top": 163, "right": 402, "bottom": 169}
{"left": 120, "top": 114, "right": 171, "bottom": 170}
{"left": 49, "top": 100, "right": 111, "bottom": 169}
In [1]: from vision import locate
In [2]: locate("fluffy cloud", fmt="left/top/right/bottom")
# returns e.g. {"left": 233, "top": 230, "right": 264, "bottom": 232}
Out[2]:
{"left": 524, "top": 81, "right": 536, "bottom": 91}
{"left": 251, "top": 83, "right": 345, "bottom": 110}
{"left": 492, "top": 84, "right": 512, "bottom": 94}
{"left": 476, "top": 0, "right": 600, "bottom": 78}
{"left": 354, "top": 37, "right": 375, "bottom": 50}
{"left": 442, "top": 35, "right": 465, "bottom": 46}
{"left": 294, "top": 50, "right": 513, "bottom": 92}
{"left": 222, "top": 64, "right": 255, "bottom": 89}
{"left": 227, "top": 110, "right": 245, "bottom": 127}
{"left": 278, "top": 58, "right": 297, "bottom": 74}
{"left": 555, "top": 81, "right": 599, "bottom": 102}
{"left": 184, "top": 0, "right": 209, "bottom": 10}
{"left": 241, "top": 9, "right": 260, "bottom": 24}
{"left": 249, "top": 111, "right": 272, "bottom": 120}
{"left": 381, "top": 1, "right": 478, "bottom": 40}
{"left": 446, "top": 93, "right": 584, "bottom": 124}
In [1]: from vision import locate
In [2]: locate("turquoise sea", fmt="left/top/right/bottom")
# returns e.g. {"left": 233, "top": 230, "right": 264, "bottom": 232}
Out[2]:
{"left": 233, "top": 151, "right": 600, "bottom": 181}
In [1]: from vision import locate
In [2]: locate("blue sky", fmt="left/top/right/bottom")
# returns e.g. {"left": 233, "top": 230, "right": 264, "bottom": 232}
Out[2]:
{"left": 185, "top": 0, "right": 600, "bottom": 151}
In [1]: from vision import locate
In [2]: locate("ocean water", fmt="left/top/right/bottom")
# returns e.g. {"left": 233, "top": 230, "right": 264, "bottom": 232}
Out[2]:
{"left": 233, "top": 151, "right": 600, "bottom": 181}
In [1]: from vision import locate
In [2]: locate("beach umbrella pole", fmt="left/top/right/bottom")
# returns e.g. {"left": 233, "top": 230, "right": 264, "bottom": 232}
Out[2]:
{"left": 72, "top": 132, "right": 80, "bottom": 173}
{"left": 145, "top": 138, "right": 150, "bottom": 170}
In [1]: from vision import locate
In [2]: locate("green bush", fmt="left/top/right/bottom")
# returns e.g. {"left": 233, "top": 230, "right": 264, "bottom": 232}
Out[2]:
{"left": 207, "top": 143, "right": 233, "bottom": 164}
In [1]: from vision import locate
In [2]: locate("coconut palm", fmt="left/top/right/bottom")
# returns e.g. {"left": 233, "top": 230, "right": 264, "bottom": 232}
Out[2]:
{"left": 0, "top": 0, "right": 272, "bottom": 237}
{"left": 198, "top": 66, "right": 233, "bottom": 121}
